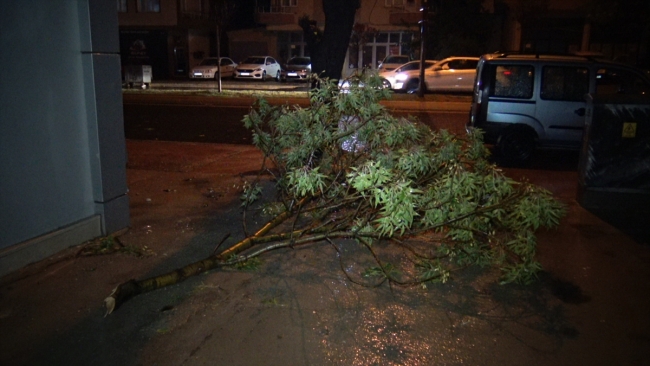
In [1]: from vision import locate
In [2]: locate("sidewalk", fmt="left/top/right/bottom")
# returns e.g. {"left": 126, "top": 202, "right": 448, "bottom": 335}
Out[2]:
{"left": 1, "top": 139, "right": 650, "bottom": 366}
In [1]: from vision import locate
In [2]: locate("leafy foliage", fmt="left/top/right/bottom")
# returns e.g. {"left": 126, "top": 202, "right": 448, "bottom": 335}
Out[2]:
{"left": 103, "top": 74, "right": 569, "bottom": 316}
{"left": 241, "top": 75, "right": 565, "bottom": 285}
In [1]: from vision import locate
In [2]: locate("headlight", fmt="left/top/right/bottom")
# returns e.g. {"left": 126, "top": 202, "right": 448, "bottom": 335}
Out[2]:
{"left": 395, "top": 73, "right": 408, "bottom": 81}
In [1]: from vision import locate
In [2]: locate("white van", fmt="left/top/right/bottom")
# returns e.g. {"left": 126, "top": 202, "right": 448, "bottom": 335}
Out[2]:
{"left": 467, "top": 53, "right": 650, "bottom": 163}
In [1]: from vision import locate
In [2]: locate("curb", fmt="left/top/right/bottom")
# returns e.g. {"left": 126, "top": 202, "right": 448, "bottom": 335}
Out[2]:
{"left": 123, "top": 93, "right": 471, "bottom": 112}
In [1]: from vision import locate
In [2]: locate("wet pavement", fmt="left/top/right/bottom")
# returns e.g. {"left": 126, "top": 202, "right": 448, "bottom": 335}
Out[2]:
{"left": 1, "top": 140, "right": 649, "bottom": 366}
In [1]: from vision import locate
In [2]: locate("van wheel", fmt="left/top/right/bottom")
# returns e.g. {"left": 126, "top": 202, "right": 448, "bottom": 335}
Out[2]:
{"left": 496, "top": 127, "right": 536, "bottom": 165}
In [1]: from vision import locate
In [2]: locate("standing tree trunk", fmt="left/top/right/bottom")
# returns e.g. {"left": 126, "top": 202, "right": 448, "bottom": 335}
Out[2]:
{"left": 300, "top": 0, "right": 360, "bottom": 81}
{"left": 216, "top": 25, "right": 222, "bottom": 92}
{"left": 210, "top": 0, "right": 235, "bottom": 93}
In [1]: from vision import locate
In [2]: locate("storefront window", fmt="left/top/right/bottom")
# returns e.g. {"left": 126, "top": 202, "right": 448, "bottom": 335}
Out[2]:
{"left": 278, "top": 32, "right": 307, "bottom": 61}
{"left": 354, "top": 32, "right": 413, "bottom": 70}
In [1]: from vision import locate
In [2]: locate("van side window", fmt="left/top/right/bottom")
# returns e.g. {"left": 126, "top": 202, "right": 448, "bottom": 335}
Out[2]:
{"left": 492, "top": 65, "right": 533, "bottom": 98}
{"left": 596, "top": 67, "right": 650, "bottom": 95}
{"left": 541, "top": 66, "right": 589, "bottom": 101}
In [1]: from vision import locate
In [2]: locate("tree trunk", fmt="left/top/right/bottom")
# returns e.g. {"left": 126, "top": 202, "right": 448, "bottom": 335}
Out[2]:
{"left": 301, "top": 0, "right": 360, "bottom": 81}
{"left": 217, "top": 25, "right": 222, "bottom": 92}
{"left": 104, "top": 197, "right": 310, "bottom": 315}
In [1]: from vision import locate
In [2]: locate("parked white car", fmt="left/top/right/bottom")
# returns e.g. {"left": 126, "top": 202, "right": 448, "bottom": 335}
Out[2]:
{"left": 189, "top": 57, "right": 237, "bottom": 79}
{"left": 234, "top": 56, "right": 282, "bottom": 81}
{"left": 391, "top": 57, "right": 480, "bottom": 93}
{"left": 380, "top": 60, "right": 438, "bottom": 90}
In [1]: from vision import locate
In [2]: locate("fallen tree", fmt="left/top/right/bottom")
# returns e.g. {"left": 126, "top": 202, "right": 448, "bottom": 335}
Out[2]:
{"left": 104, "top": 76, "right": 565, "bottom": 315}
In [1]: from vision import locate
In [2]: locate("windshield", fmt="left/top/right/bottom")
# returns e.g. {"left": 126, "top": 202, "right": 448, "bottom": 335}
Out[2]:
{"left": 288, "top": 57, "right": 310, "bottom": 65}
{"left": 397, "top": 61, "right": 436, "bottom": 72}
{"left": 383, "top": 56, "right": 409, "bottom": 64}
{"left": 242, "top": 57, "right": 266, "bottom": 65}
{"left": 200, "top": 58, "right": 220, "bottom": 66}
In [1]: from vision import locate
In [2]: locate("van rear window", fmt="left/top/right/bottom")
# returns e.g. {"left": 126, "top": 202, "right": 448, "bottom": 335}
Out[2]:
{"left": 541, "top": 66, "right": 589, "bottom": 101}
{"left": 492, "top": 65, "right": 533, "bottom": 98}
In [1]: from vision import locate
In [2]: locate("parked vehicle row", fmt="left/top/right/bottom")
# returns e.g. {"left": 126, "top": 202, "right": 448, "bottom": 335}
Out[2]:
{"left": 189, "top": 55, "right": 311, "bottom": 82}
{"left": 185, "top": 52, "right": 650, "bottom": 167}
{"left": 188, "top": 54, "right": 477, "bottom": 91}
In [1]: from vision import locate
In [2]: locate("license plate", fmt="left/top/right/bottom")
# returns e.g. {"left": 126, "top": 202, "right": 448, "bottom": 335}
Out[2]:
{"left": 193, "top": 73, "right": 202, "bottom": 76}
{"left": 240, "top": 72, "right": 250, "bottom": 76}
{"left": 288, "top": 72, "right": 297, "bottom": 76}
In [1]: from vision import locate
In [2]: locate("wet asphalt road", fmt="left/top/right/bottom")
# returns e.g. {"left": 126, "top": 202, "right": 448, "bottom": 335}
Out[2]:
{"left": 123, "top": 103, "right": 254, "bottom": 144}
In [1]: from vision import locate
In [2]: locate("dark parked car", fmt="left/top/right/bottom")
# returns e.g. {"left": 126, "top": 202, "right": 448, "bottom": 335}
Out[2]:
{"left": 280, "top": 56, "right": 312, "bottom": 82}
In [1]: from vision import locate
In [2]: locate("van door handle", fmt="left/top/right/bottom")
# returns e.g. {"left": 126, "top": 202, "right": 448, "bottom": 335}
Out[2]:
{"left": 574, "top": 108, "right": 585, "bottom": 116}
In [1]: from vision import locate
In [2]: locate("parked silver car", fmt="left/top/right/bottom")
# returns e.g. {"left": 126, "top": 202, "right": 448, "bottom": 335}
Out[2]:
{"left": 389, "top": 57, "right": 479, "bottom": 93}
{"left": 189, "top": 57, "right": 237, "bottom": 79}
{"left": 379, "top": 60, "right": 438, "bottom": 90}
{"left": 280, "top": 56, "right": 311, "bottom": 82}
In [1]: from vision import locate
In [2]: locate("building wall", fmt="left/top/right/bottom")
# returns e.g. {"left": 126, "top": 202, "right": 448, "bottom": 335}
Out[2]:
{"left": 118, "top": 0, "right": 215, "bottom": 79}
{"left": 118, "top": 0, "right": 178, "bottom": 26}
{"left": 228, "top": 28, "right": 275, "bottom": 64}
{"left": 247, "top": 0, "right": 422, "bottom": 74}
{"left": 357, "top": 0, "right": 420, "bottom": 30}
{"left": 0, "top": 0, "right": 129, "bottom": 277}
{"left": 188, "top": 29, "right": 212, "bottom": 69}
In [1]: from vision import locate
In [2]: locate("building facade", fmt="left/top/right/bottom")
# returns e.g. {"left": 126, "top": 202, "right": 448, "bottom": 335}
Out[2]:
{"left": 1, "top": 0, "right": 129, "bottom": 277}
{"left": 118, "top": 0, "right": 216, "bottom": 79}
{"left": 232, "top": 0, "right": 422, "bottom": 77}
{"left": 234, "top": 0, "right": 632, "bottom": 78}
{"left": 499, "top": 0, "right": 648, "bottom": 67}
